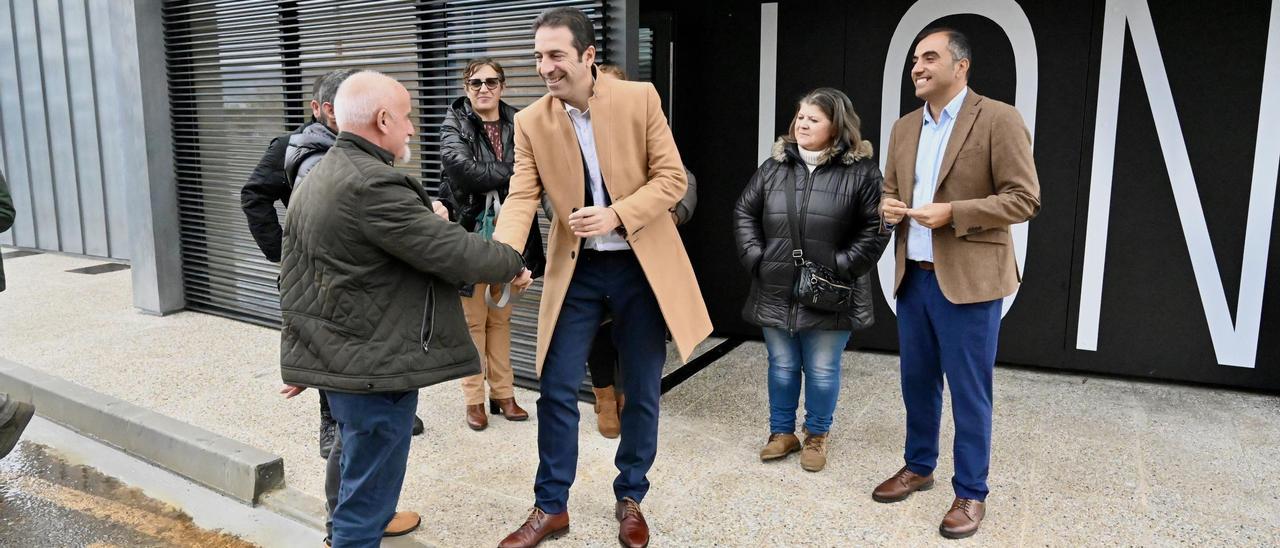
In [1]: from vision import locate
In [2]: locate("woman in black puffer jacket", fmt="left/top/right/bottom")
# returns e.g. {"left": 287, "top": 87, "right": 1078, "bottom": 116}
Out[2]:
{"left": 734, "top": 87, "right": 889, "bottom": 472}
{"left": 437, "top": 58, "right": 543, "bottom": 431}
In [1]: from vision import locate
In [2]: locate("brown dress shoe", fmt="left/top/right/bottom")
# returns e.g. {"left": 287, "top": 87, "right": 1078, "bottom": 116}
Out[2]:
{"left": 940, "top": 497, "right": 985, "bottom": 539}
{"left": 490, "top": 397, "right": 530, "bottom": 421}
{"left": 759, "top": 432, "right": 800, "bottom": 461}
{"left": 466, "top": 403, "right": 488, "bottom": 431}
{"left": 872, "top": 466, "right": 935, "bottom": 503}
{"left": 384, "top": 511, "right": 422, "bottom": 536}
{"left": 593, "top": 386, "right": 620, "bottom": 439}
{"left": 616, "top": 497, "right": 649, "bottom": 548}
{"left": 498, "top": 507, "right": 569, "bottom": 548}
{"left": 799, "top": 431, "right": 828, "bottom": 472}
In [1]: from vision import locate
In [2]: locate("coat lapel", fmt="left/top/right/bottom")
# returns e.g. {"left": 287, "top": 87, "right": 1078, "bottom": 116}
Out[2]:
{"left": 550, "top": 96, "right": 585, "bottom": 210}
{"left": 935, "top": 91, "right": 982, "bottom": 191}
{"left": 898, "top": 109, "right": 924, "bottom": 207}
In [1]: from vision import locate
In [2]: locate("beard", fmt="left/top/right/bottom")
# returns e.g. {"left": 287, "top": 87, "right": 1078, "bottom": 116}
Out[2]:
{"left": 396, "top": 143, "right": 412, "bottom": 165}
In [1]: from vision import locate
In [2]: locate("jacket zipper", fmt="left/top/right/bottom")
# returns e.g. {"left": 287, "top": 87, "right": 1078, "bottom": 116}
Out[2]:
{"left": 420, "top": 284, "right": 436, "bottom": 353}
{"left": 788, "top": 166, "right": 817, "bottom": 334}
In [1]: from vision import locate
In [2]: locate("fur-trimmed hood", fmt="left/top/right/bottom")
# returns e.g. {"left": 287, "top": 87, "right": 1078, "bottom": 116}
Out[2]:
{"left": 771, "top": 137, "right": 874, "bottom": 166}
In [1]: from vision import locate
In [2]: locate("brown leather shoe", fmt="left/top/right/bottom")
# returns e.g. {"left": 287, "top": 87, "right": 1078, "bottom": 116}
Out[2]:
{"left": 466, "top": 403, "right": 488, "bottom": 431}
{"left": 616, "top": 497, "right": 649, "bottom": 548}
{"left": 940, "top": 497, "right": 985, "bottom": 539}
{"left": 593, "top": 386, "right": 620, "bottom": 439}
{"left": 490, "top": 397, "right": 530, "bottom": 421}
{"left": 759, "top": 432, "right": 800, "bottom": 461}
{"left": 872, "top": 466, "right": 935, "bottom": 503}
{"left": 498, "top": 507, "right": 569, "bottom": 548}
{"left": 799, "top": 431, "right": 828, "bottom": 472}
{"left": 384, "top": 511, "right": 422, "bottom": 537}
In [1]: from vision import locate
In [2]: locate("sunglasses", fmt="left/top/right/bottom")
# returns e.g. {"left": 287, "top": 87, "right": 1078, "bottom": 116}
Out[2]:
{"left": 465, "top": 78, "right": 503, "bottom": 91}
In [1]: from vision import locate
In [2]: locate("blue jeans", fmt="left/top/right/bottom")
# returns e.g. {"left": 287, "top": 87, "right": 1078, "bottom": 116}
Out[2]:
{"left": 762, "top": 327, "right": 851, "bottom": 435}
{"left": 326, "top": 390, "right": 418, "bottom": 548}
{"left": 534, "top": 249, "right": 666, "bottom": 514}
{"left": 897, "top": 265, "right": 1000, "bottom": 501}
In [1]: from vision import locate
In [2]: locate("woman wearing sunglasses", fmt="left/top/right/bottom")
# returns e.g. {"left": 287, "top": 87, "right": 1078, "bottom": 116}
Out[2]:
{"left": 438, "top": 58, "right": 545, "bottom": 431}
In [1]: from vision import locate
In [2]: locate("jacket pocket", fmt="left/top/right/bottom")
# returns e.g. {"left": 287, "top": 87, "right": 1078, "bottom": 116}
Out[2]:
{"left": 284, "top": 311, "right": 367, "bottom": 338}
{"left": 961, "top": 227, "right": 1009, "bottom": 245}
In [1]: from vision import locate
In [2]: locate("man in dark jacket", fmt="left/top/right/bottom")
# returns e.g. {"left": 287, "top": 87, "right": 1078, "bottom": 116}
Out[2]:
{"left": 279, "top": 70, "right": 530, "bottom": 547}
{"left": 243, "top": 68, "right": 424, "bottom": 461}
{"left": 0, "top": 169, "right": 35, "bottom": 460}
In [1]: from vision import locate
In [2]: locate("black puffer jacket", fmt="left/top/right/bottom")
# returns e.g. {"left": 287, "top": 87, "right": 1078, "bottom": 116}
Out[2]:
{"left": 241, "top": 121, "right": 317, "bottom": 263}
{"left": 734, "top": 138, "right": 889, "bottom": 332}
{"left": 284, "top": 123, "right": 337, "bottom": 188}
{"left": 437, "top": 96, "right": 544, "bottom": 278}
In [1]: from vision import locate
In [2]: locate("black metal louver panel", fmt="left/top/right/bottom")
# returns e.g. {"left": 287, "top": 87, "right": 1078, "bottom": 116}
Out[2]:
{"left": 163, "top": 0, "right": 609, "bottom": 333}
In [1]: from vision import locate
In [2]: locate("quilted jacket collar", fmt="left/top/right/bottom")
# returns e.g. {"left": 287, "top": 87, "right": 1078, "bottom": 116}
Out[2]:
{"left": 335, "top": 132, "right": 395, "bottom": 166}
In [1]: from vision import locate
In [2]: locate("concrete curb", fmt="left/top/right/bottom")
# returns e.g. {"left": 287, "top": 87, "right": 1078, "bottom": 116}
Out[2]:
{"left": 0, "top": 357, "right": 284, "bottom": 504}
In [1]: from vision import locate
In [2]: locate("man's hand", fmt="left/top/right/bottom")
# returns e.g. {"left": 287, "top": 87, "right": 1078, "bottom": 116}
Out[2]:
{"left": 568, "top": 206, "right": 621, "bottom": 238}
{"left": 431, "top": 200, "right": 450, "bottom": 221}
{"left": 511, "top": 268, "right": 533, "bottom": 293}
{"left": 280, "top": 384, "right": 306, "bottom": 399}
{"left": 907, "top": 202, "right": 953, "bottom": 229}
{"left": 882, "top": 198, "right": 909, "bottom": 226}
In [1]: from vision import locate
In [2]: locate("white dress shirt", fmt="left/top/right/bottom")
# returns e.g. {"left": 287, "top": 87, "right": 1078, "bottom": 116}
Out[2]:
{"left": 565, "top": 102, "right": 630, "bottom": 251}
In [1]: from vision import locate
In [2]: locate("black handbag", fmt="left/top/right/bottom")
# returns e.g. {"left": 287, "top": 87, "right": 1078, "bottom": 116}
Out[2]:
{"left": 782, "top": 166, "right": 857, "bottom": 313}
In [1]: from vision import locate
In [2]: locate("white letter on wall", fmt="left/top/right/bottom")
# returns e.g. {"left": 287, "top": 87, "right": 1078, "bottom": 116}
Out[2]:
{"left": 877, "top": 0, "right": 1039, "bottom": 318}
{"left": 1077, "top": 0, "right": 1278, "bottom": 368}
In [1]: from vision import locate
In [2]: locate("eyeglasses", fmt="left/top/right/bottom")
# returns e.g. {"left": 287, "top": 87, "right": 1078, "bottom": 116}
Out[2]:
{"left": 465, "top": 78, "right": 503, "bottom": 91}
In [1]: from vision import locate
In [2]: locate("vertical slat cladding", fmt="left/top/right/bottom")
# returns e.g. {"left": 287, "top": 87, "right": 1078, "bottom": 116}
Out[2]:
{"left": 86, "top": 0, "right": 131, "bottom": 259}
{"left": 36, "top": 0, "right": 85, "bottom": 255}
{"left": 61, "top": 0, "right": 110, "bottom": 258}
{"left": 0, "top": 1, "right": 32, "bottom": 247}
{"left": 162, "top": 0, "right": 609, "bottom": 344}
{"left": 0, "top": 0, "right": 123, "bottom": 258}
{"left": 13, "top": 0, "right": 60, "bottom": 251}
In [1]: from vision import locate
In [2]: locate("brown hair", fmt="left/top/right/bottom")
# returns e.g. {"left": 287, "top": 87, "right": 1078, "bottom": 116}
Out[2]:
{"left": 532, "top": 7, "right": 596, "bottom": 57}
{"left": 786, "top": 87, "right": 874, "bottom": 160}
{"left": 597, "top": 63, "right": 627, "bottom": 80}
{"left": 461, "top": 57, "right": 505, "bottom": 83}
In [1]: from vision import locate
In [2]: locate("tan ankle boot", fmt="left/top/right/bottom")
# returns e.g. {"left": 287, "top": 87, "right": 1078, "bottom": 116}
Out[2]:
{"left": 593, "top": 386, "right": 621, "bottom": 439}
{"left": 800, "top": 430, "right": 828, "bottom": 472}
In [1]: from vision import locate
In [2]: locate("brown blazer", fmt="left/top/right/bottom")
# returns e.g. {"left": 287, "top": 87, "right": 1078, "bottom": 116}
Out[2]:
{"left": 882, "top": 90, "right": 1041, "bottom": 304}
{"left": 492, "top": 76, "right": 713, "bottom": 374}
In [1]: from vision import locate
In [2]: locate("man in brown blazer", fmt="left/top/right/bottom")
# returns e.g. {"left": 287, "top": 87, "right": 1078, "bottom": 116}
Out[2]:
{"left": 494, "top": 7, "right": 712, "bottom": 548}
{"left": 873, "top": 28, "right": 1040, "bottom": 539}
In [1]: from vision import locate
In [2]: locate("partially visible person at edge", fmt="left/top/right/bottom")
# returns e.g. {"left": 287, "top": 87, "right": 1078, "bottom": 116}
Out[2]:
{"left": 278, "top": 70, "right": 531, "bottom": 548}
{"left": 493, "top": 8, "right": 712, "bottom": 548}
{"left": 874, "top": 28, "right": 1040, "bottom": 540}
{"left": 240, "top": 68, "right": 425, "bottom": 465}
{"left": 436, "top": 57, "right": 546, "bottom": 432}
{"left": 0, "top": 169, "right": 36, "bottom": 461}
{"left": 733, "top": 87, "right": 889, "bottom": 472}
{"left": 582, "top": 63, "right": 699, "bottom": 439}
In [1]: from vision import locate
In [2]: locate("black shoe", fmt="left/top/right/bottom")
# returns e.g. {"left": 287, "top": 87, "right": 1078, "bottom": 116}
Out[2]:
{"left": 319, "top": 416, "right": 336, "bottom": 460}
{"left": 0, "top": 401, "right": 35, "bottom": 460}
{"left": 412, "top": 415, "right": 424, "bottom": 436}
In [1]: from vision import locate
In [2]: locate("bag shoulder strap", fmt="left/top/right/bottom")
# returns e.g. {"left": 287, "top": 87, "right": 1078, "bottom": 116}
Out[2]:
{"left": 781, "top": 162, "right": 807, "bottom": 265}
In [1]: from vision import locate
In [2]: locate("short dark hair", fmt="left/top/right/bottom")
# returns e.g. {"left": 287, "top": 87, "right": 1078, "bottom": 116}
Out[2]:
{"left": 461, "top": 57, "right": 505, "bottom": 82}
{"left": 313, "top": 68, "right": 357, "bottom": 105}
{"left": 532, "top": 7, "right": 596, "bottom": 57}
{"left": 915, "top": 26, "right": 972, "bottom": 65}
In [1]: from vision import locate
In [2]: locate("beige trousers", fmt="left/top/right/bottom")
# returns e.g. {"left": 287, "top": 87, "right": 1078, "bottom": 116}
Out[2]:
{"left": 460, "top": 283, "right": 514, "bottom": 405}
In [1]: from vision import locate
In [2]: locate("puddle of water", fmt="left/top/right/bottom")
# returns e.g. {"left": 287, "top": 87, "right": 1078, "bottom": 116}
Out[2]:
{"left": 0, "top": 441, "right": 257, "bottom": 547}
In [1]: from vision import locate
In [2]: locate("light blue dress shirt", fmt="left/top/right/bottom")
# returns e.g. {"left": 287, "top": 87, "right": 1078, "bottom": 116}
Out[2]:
{"left": 565, "top": 101, "right": 630, "bottom": 251}
{"left": 907, "top": 87, "right": 968, "bottom": 262}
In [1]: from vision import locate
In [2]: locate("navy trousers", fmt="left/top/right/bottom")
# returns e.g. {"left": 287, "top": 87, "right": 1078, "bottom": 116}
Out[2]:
{"left": 534, "top": 249, "right": 667, "bottom": 514}
{"left": 326, "top": 390, "right": 417, "bottom": 548}
{"left": 896, "top": 264, "right": 1001, "bottom": 501}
